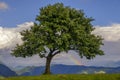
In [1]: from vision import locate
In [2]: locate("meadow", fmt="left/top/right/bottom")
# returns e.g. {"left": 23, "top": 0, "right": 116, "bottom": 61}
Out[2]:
{"left": 1, "top": 74, "right": 120, "bottom": 80}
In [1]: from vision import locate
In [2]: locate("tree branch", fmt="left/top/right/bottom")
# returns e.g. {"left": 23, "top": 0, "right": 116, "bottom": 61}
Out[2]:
{"left": 52, "top": 50, "right": 60, "bottom": 57}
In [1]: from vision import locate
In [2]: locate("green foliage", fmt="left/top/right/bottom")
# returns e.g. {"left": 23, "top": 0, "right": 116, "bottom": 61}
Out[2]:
{"left": 3, "top": 74, "right": 120, "bottom": 80}
{"left": 11, "top": 2, "right": 104, "bottom": 74}
{"left": 11, "top": 3, "right": 104, "bottom": 60}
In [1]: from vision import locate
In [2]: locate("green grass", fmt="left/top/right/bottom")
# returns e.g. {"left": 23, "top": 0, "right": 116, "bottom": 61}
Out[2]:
{"left": 2, "top": 74, "right": 120, "bottom": 80}
{"left": 0, "top": 76, "right": 5, "bottom": 80}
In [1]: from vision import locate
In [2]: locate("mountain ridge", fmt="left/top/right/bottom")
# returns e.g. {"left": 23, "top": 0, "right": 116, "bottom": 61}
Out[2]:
{"left": 19, "top": 64, "right": 120, "bottom": 76}
{"left": 0, "top": 63, "right": 17, "bottom": 77}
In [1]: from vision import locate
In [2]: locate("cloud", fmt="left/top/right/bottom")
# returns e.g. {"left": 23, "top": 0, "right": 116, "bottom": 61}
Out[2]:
{"left": 0, "top": 22, "right": 82, "bottom": 67}
{"left": 0, "top": 22, "right": 76, "bottom": 67}
{"left": 70, "top": 40, "right": 120, "bottom": 67}
{"left": 85, "top": 23, "right": 120, "bottom": 67}
{"left": 0, "top": 22, "right": 34, "bottom": 49}
{"left": 0, "top": 22, "right": 34, "bottom": 66}
{"left": 0, "top": 22, "right": 120, "bottom": 67}
{"left": 93, "top": 24, "right": 120, "bottom": 41}
{"left": 0, "top": 2, "right": 8, "bottom": 10}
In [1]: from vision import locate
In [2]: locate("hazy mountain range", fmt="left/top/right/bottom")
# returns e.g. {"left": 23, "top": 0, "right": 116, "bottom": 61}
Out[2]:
{"left": 0, "top": 63, "right": 120, "bottom": 77}
{"left": 15, "top": 64, "right": 120, "bottom": 76}
{"left": 0, "top": 63, "right": 17, "bottom": 77}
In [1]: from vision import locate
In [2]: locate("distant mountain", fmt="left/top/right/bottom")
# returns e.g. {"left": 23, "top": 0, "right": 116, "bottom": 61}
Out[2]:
{"left": 13, "top": 66, "right": 35, "bottom": 75}
{"left": 0, "top": 63, "right": 17, "bottom": 77}
{"left": 51, "top": 64, "right": 120, "bottom": 74}
{"left": 21, "top": 66, "right": 44, "bottom": 76}
{"left": 20, "top": 64, "right": 120, "bottom": 76}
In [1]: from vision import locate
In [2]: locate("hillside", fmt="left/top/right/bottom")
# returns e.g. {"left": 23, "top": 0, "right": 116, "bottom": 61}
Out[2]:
{"left": 19, "top": 64, "right": 120, "bottom": 76}
{"left": 0, "top": 63, "right": 17, "bottom": 77}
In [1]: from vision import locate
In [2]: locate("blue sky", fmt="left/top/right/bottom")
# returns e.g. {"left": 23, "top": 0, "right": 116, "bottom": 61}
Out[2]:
{"left": 1, "top": 0, "right": 120, "bottom": 27}
{"left": 0, "top": 0, "right": 120, "bottom": 67}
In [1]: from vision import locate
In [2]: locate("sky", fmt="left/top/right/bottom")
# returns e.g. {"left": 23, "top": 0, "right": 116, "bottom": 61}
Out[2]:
{"left": 0, "top": 0, "right": 120, "bottom": 68}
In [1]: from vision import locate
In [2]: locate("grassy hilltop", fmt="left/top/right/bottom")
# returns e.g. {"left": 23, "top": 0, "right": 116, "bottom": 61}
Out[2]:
{"left": 2, "top": 74, "right": 120, "bottom": 80}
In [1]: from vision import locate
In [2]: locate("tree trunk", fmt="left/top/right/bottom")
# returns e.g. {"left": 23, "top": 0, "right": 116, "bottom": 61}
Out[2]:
{"left": 43, "top": 50, "right": 60, "bottom": 75}
{"left": 44, "top": 56, "right": 52, "bottom": 74}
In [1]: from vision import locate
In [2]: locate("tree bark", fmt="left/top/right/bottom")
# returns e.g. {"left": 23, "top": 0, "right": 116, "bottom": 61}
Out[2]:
{"left": 44, "top": 55, "right": 52, "bottom": 74}
{"left": 43, "top": 50, "right": 60, "bottom": 74}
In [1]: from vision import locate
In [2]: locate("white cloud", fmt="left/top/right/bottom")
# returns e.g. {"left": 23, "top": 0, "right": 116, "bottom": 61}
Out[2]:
{"left": 0, "top": 22, "right": 35, "bottom": 67}
{"left": 14, "top": 22, "right": 34, "bottom": 32}
{"left": 0, "top": 27, "right": 18, "bottom": 49}
{"left": 0, "top": 22, "right": 34, "bottom": 49}
{"left": 69, "top": 42, "right": 120, "bottom": 67}
{"left": 0, "top": 2, "right": 8, "bottom": 10}
{"left": 0, "top": 22, "right": 120, "bottom": 67}
{"left": 0, "top": 22, "right": 82, "bottom": 67}
{"left": 0, "top": 22, "right": 69, "bottom": 67}
{"left": 93, "top": 24, "right": 120, "bottom": 41}
{"left": 85, "top": 23, "right": 120, "bottom": 67}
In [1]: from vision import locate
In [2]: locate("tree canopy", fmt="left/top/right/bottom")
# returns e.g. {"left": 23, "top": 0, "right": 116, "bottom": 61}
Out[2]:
{"left": 11, "top": 3, "right": 104, "bottom": 74}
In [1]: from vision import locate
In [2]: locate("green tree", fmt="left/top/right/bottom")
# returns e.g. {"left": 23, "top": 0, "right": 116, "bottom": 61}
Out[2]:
{"left": 11, "top": 3, "right": 104, "bottom": 74}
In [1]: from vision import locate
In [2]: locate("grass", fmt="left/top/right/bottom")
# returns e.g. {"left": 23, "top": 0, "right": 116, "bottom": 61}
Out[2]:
{"left": 0, "top": 76, "right": 5, "bottom": 80}
{"left": 2, "top": 74, "right": 120, "bottom": 80}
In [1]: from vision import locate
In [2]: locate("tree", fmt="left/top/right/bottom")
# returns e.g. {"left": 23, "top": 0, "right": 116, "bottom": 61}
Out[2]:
{"left": 11, "top": 3, "right": 104, "bottom": 74}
